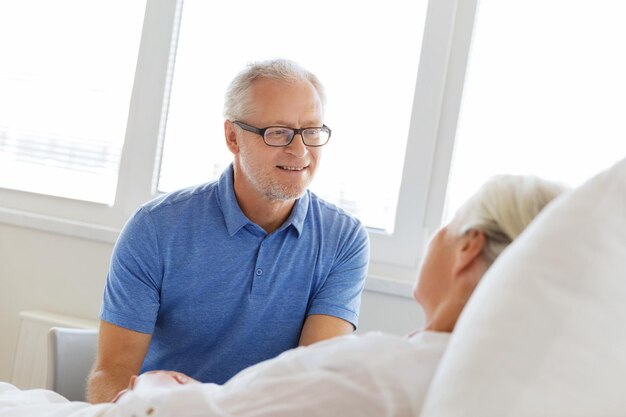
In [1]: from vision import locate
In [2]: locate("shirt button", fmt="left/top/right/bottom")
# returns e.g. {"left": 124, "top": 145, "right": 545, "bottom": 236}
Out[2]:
{"left": 255, "top": 268, "right": 263, "bottom": 276}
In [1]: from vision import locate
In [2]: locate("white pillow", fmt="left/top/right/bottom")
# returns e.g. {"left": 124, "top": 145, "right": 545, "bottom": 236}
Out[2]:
{"left": 420, "top": 158, "right": 626, "bottom": 417}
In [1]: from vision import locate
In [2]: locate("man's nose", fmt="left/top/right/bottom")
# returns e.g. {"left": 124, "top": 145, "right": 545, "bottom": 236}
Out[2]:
{"left": 285, "top": 133, "right": 308, "bottom": 157}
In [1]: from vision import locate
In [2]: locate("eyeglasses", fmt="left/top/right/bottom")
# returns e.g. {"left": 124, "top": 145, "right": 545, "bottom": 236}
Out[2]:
{"left": 233, "top": 121, "right": 331, "bottom": 147}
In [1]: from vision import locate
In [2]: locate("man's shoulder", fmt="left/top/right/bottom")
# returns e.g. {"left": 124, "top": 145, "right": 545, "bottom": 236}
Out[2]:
{"left": 140, "top": 180, "right": 219, "bottom": 216}
{"left": 304, "top": 192, "right": 369, "bottom": 248}
{"left": 307, "top": 191, "right": 362, "bottom": 228}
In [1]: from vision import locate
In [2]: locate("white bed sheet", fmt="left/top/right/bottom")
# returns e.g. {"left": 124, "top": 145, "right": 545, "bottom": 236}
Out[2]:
{"left": 0, "top": 382, "right": 112, "bottom": 416}
{"left": 1, "top": 331, "right": 449, "bottom": 417}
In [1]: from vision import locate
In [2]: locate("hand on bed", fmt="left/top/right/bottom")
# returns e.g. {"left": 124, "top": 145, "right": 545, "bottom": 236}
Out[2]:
{"left": 112, "top": 371, "right": 199, "bottom": 402}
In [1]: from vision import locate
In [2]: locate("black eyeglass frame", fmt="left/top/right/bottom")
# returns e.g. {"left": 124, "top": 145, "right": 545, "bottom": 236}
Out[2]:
{"left": 232, "top": 120, "right": 332, "bottom": 147}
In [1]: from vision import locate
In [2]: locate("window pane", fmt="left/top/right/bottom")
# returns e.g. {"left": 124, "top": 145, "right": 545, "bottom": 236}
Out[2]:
{"left": 445, "top": 0, "right": 626, "bottom": 221}
{"left": 158, "top": 0, "right": 428, "bottom": 232}
{"left": 0, "top": 0, "right": 145, "bottom": 204}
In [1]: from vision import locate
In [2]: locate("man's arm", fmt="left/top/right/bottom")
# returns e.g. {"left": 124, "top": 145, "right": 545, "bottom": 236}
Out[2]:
{"left": 87, "top": 320, "right": 152, "bottom": 403}
{"left": 300, "top": 220, "right": 370, "bottom": 346}
{"left": 298, "top": 314, "right": 354, "bottom": 346}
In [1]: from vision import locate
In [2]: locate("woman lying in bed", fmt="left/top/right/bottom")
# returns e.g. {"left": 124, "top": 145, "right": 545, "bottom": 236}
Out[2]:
{"left": 105, "top": 174, "right": 566, "bottom": 417}
{"left": 0, "top": 175, "right": 566, "bottom": 417}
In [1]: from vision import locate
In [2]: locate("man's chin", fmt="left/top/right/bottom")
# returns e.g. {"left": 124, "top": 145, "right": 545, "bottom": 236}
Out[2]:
{"left": 265, "top": 187, "right": 307, "bottom": 201}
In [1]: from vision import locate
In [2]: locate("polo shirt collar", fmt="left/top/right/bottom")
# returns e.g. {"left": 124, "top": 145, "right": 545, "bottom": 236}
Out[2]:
{"left": 217, "top": 164, "right": 309, "bottom": 237}
{"left": 218, "top": 165, "right": 249, "bottom": 236}
{"left": 278, "top": 189, "right": 308, "bottom": 237}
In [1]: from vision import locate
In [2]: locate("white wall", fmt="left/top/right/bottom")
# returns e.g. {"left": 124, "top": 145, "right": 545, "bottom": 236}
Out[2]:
{"left": 0, "top": 222, "right": 423, "bottom": 382}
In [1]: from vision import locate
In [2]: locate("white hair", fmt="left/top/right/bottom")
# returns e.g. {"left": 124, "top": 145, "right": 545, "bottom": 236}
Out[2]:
{"left": 223, "top": 58, "right": 326, "bottom": 121}
{"left": 452, "top": 175, "right": 568, "bottom": 264}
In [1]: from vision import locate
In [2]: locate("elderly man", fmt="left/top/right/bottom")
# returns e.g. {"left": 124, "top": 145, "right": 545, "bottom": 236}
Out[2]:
{"left": 87, "top": 59, "right": 370, "bottom": 403}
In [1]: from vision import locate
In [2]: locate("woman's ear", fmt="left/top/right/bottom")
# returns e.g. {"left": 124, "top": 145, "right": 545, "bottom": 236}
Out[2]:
{"left": 452, "top": 229, "right": 486, "bottom": 277}
{"left": 224, "top": 120, "right": 240, "bottom": 154}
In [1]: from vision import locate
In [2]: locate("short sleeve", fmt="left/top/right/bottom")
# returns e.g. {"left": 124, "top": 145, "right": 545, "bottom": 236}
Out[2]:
{"left": 307, "top": 222, "right": 370, "bottom": 328}
{"left": 100, "top": 207, "right": 162, "bottom": 333}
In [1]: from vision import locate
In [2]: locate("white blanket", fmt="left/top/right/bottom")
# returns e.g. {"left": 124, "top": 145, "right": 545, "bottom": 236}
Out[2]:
{"left": 0, "top": 382, "right": 112, "bottom": 416}
{"left": 0, "top": 331, "right": 449, "bottom": 417}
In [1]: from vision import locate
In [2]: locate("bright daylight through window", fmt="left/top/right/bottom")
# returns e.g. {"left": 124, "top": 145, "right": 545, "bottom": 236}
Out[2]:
{"left": 158, "top": 0, "right": 428, "bottom": 233}
{"left": 444, "top": 0, "right": 626, "bottom": 221}
{"left": 0, "top": 0, "right": 145, "bottom": 204}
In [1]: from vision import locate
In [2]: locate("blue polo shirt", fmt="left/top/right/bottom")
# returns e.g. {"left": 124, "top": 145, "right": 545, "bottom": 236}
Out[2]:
{"left": 101, "top": 165, "right": 369, "bottom": 384}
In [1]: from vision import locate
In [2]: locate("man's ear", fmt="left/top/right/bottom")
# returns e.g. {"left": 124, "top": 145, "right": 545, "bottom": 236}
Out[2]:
{"left": 224, "top": 120, "right": 240, "bottom": 154}
{"left": 452, "top": 229, "right": 486, "bottom": 277}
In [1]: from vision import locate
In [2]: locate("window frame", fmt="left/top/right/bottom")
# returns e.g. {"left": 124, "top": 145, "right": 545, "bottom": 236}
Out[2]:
{"left": 0, "top": 0, "right": 180, "bottom": 237}
{"left": 0, "top": 0, "right": 478, "bottom": 295}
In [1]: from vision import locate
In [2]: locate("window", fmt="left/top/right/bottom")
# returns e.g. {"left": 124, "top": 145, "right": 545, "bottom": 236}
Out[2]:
{"left": 158, "top": 0, "right": 429, "bottom": 233}
{"left": 0, "top": 0, "right": 145, "bottom": 204}
{"left": 9, "top": 0, "right": 622, "bottom": 291}
{"left": 0, "top": 0, "right": 479, "bottom": 290}
{"left": 445, "top": 0, "right": 626, "bottom": 221}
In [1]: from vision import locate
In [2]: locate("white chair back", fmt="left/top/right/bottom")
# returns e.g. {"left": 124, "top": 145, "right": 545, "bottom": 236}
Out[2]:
{"left": 46, "top": 327, "right": 98, "bottom": 402}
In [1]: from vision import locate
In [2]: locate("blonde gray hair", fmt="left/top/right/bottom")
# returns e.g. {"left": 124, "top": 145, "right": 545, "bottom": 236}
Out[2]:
{"left": 223, "top": 58, "right": 326, "bottom": 121}
{"left": 452, "top": 175, "right": 568, "bottom": 265}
